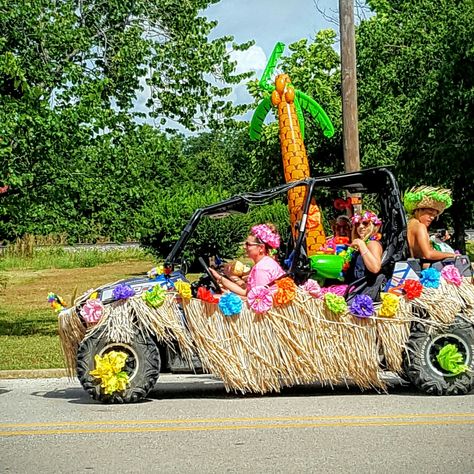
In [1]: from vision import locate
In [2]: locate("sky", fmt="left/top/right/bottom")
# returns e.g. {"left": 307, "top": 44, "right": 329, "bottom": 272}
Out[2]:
{"left": 135, "top": 0, "right": 363, "bottom": 128}
{"left": 205, "top": 0, "right": 340, "bottom": 106}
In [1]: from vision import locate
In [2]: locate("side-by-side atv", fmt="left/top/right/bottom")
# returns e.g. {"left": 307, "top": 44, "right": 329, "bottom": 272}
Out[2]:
{"left": 58, "top": 167, "right": 474, "bottom": 403}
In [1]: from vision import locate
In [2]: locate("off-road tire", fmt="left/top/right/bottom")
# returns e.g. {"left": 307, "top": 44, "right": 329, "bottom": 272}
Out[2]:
{"left": 403, "top": 316, "right": 474, "bottom": 395}
{"left": 77, "top": 330, "right": 161, "bottom": 403}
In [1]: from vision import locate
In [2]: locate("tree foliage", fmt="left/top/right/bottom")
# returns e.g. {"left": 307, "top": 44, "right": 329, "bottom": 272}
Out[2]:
{"left": 358, "top": 0, "right": 474, "bottom": 247}
{"left": 0, "top": 0, "right": 251, "bottom": 243}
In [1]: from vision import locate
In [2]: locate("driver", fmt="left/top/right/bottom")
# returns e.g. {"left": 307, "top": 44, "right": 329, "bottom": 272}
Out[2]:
{"left": 404, "top": 186, "right": 457, "bottom": 262}
{"left": 210, "top": 223, "right": 285, "bottom": 297}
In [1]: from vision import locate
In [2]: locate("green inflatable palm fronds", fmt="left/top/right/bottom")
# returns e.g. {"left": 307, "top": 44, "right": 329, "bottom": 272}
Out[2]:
{"left": 296, "top": 91, "right": 335, "bottom": 138}
{"left": 249, "top": 96, "right": 272, "bottom": 141}
{"left": 259, "top": 42, "right": 285, "bottom": 91}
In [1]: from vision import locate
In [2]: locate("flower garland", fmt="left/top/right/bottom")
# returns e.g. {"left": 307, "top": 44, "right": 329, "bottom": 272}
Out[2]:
{"left": 403, "top": 279, "right": 423, "bottom": 300}
{"left": 47, "top": 292, "right": 68, "bottom": 313}
{"left": 218, "top": 292, "right": 243, "bottom": 316}
{"left": 142, "top": 285, "right": 167, "bottom": 308}
{"left": 251, "top": 224, "right": 280, "bottom": 249}
{"left": 197, "top": 286, "right": 219, "bottom": 304}
{"left": 89, "top": 351, "right": 129, "bottom": 395}
{"left": 441, "top": 265, "right": 462, "bottom": 286}
{"left": 300, "top": 279, "right": 321, "bottom": 298}
{"left": 80, "top": 299, "right": 104, "bottom": 324}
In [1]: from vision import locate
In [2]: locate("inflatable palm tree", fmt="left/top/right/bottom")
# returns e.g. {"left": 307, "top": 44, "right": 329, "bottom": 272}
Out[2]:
{"left": 250, "top": 42, "right": 334, "bottom": 255}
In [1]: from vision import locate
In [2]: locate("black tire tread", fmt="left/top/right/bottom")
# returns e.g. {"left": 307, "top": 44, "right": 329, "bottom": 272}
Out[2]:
{"left": 403, "top": 317, "right": 474, "bottom": 396}
{"left": 77, "top": 330, "right": 160, "bottom": 404}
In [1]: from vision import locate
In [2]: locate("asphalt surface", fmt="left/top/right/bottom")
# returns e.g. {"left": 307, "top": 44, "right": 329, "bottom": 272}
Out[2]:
{"left": 1, "top": 374, "right": 473, "bottom": 473}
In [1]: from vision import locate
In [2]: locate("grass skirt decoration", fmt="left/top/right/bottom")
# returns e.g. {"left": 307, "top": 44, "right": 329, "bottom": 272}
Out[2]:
{"left": 376, "top": 298, "right": 412, "bottom": 373}
{"left": 181, "top": 289, "right": 384, "bottom": 393}
{"left": 58, "top": 277, "right": 474, "bottom": 393}
{"left": 58, "top": 307, "right": 86, "bottom": 377}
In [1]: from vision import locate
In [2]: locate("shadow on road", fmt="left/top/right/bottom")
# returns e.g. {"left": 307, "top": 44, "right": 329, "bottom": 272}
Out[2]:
{"left": 29, "top": 374, "right": 473, "bottom": 405}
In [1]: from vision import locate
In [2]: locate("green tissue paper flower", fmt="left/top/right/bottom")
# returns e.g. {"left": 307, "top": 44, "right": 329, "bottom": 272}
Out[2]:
{"left": 324, "top": 293, "right": 348, "bottom": 315}
{"left": 436, "top": 344, "right": 469, "bottom": 375}
{"left": 142, "top": 285, "right": 167, "bottom": 308}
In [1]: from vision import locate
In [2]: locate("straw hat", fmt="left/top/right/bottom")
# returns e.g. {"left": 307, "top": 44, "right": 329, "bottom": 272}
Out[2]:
{"left": 403, "top": 185, "right": 452, "bottom": 216}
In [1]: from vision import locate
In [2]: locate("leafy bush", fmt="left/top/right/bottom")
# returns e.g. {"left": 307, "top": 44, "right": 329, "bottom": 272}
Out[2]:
{"left": 139, "top": 185, "right": 290, "bottom": 266}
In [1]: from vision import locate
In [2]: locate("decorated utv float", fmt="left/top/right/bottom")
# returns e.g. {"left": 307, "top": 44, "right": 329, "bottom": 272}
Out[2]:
{"left": 55, "top": 167, "right": 474, "bottom": 403}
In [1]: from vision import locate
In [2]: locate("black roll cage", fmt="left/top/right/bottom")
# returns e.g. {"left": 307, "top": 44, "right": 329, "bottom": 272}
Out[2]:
{"left": 164, "top": 166, "right": 408, "bottom": 276}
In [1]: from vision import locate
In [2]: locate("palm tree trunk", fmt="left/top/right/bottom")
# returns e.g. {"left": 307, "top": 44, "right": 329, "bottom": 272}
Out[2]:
{"left": 277, "top": 101, "right": 326, "bottom": 255}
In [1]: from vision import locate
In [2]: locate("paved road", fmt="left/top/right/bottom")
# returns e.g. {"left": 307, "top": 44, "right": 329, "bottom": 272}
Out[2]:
{"left": 1, "top": 374, "right": 473, "bottom": 473}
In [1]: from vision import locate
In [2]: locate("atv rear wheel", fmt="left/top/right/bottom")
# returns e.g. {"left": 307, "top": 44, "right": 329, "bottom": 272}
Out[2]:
{"left": 403, "top": 316, "right": 474, "bottom": 395}
{"left": 77, "top": 330, "right": 161, "bottom": 403}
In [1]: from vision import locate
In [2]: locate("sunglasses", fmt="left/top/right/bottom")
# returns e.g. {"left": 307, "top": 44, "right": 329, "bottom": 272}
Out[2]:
{"left": 357, "top": 221, "right": 372, "bottom": 227}
{"left": 244, "top": 241, "right": 262, "bottom": 247}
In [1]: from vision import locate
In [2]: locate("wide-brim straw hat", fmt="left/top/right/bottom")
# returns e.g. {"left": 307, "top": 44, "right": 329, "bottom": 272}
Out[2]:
{"left": 403, "top": 185, "right": 452, "bottom": 215}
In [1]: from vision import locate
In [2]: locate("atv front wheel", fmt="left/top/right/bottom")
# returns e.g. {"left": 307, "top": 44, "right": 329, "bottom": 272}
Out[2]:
{"left": 403, "top": 317, "right": 474, "bottom": 395}
{"left": 77, "top": 330, "right": 161, "bottom": 403}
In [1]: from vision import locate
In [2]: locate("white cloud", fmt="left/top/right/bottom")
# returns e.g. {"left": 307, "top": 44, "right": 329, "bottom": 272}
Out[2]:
{"left": 230, "top": 45, "right": 267, "bottom": 75}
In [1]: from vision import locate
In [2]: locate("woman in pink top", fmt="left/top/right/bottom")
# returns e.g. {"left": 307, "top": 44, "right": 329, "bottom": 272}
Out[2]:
{"left": 210, "top": 223, "right": 285, "bottom": 297}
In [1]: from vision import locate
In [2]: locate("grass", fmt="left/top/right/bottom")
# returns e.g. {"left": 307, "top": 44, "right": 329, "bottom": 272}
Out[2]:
{"left": 0, "top": 257, "right": 156, "bottom": 371}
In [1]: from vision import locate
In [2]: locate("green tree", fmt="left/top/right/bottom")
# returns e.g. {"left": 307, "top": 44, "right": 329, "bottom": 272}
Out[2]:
{"left": 0, "top": 0, "right": 251, "bottom": 242}
{"left": 357, "top": 0, "right": 474, "bottom": 249}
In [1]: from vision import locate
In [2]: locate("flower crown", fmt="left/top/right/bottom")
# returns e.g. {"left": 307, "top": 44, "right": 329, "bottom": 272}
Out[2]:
{"left": 251, "top": 224, "right": 280, "bottom": 249}
{"left": 351, "top": 211, "right": 382, "bottom": 226}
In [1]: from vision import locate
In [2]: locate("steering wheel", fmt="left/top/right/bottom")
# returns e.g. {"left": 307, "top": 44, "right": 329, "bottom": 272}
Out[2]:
{"left": 198, "top": 257, "right": 222, "bottom": 294}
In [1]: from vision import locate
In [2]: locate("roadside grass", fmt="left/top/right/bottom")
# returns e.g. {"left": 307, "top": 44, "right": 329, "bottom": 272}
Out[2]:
{"left": 0, "top": 259, "right": 156, "bottom": 371}
{"left": 0, "top": 247, "right": 150, "bottom": 271}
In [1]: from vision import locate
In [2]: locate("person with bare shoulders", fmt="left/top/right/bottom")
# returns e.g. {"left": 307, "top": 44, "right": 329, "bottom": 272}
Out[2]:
{"left": 404, "top": 186, "right": 456, "bottom": 261}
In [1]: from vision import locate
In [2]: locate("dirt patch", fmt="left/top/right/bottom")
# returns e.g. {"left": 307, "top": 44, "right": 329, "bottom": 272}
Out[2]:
{"left": 1, "top": 259, "right": 155, "bottom": 311}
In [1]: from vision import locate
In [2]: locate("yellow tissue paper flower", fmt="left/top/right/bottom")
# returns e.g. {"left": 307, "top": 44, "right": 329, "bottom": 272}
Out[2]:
{"left": 89, "top": 351, "right": 129, "bottom": 395}
{"left": 379, "top": 292, "right": 400, "bottom": 318}
{"left": 175, "top": 279, "right": 192, "bottom": 299}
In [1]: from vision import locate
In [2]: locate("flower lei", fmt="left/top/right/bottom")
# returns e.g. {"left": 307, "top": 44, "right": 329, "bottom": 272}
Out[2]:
{"left": 80, "top": 299, "right": 104, "bottom": 324}
{"left": 142, "top": 285, "right": 167, "bottom": 308}
{"left": 273, "top": 277, "right": 297, "bottom": 306}
{"left": 350, "top": 294, "right": 374, "bottom": 318}
{"left": 251, "top": 224, "right": 280, "bottom": 249}
{"left": 47, "top": 292, "right": 68, "bottom": 313}
{"left": 351, "top": 211, "right": 382, "bottom": 227}
{"left": 89, "top": 351, "right": 130, "bottom": 395}
{"left": 218, "top": 292, "right": 243, "bottom": 316}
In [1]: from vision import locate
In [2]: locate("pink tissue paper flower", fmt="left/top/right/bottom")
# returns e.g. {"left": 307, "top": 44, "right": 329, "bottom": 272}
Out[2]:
{"left": 247, "top": 285, "right": 274, "bottom": 314}
{"left": 441, "top": 265, "right": 462, "bottom": 286}
{"left": 80, "top": 299, "right": 104, "bottom": 324}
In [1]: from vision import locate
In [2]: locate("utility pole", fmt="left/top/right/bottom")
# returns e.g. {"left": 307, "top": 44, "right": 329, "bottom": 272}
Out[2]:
{"left": 339, "top": 0, "right": 361, "bottom": 212}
